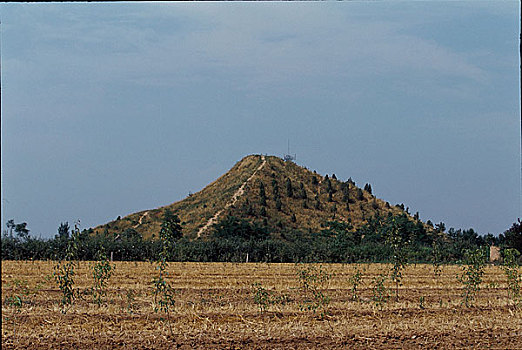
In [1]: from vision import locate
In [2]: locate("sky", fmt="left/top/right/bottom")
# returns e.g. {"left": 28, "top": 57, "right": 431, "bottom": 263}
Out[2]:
{"left": 1, "top": 2, "right": 520, "bottom": 238}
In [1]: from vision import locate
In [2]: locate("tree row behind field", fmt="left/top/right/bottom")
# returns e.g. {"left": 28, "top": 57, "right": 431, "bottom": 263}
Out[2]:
{"left": 2, "top": 215, "right": 521, "bottom": 264}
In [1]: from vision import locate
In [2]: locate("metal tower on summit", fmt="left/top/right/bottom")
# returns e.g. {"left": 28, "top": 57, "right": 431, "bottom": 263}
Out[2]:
{"left": 283, "top": 140, "right": 296, "bottom": 162}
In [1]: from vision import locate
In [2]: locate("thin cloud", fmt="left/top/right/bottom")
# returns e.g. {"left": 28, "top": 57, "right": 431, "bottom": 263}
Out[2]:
{"left": 5, "top": 4, "right": 490, "bottom": 91}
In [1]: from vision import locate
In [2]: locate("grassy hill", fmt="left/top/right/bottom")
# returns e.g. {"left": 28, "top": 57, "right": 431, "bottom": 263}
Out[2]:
{"left": 93, "top": 154, "right": 418, "bottom": 240}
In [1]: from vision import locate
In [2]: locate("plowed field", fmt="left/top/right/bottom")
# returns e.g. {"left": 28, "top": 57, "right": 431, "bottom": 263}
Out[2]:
{"left": 2, "top": 261, "right": 521, "bottom": 349}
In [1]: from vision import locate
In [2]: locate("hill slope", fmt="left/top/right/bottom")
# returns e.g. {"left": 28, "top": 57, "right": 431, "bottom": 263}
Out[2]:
{"left": 93, "top": 155, "right": 416, "bottom": 239}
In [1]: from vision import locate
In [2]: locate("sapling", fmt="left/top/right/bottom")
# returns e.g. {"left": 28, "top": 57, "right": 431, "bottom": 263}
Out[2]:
{"left": 431, "top": 234, "right": 444, "bottom": 305}
{"left": 295, "top": 263, "right": 331, "bottom": 318}
{"left": 431, "top": 234, "right": 444, "bottom": 278}
{"left": 419, "top": 295, "right": 425, "bottom": 310}
{"left": 457, "top": 247, "right": 487, "bottom": 307}
{"left": 252, "top": 282, "right": 271, "bottom": 313}
{"left": 53, "top": 222, "right": 81, "bottom": 313}
{"left": 349, "top": 265, "right": 364, "bottom": 301}
{"left": 91, "top": 247, "right": 114, "bottom": 306}
{"left": 372, "top": 273, "right": 389, "bottom": 311}
{"left": 124, "top": 289, "right": 137, "bottom": 314}
{"left": 385, "top": 218, "right": 409, "bottom": 302}
{"left": 501, "top": 248, "right": 521, "bottom": 306}
{"left": 152, "top": 209, "right": 182, "bottom": 335}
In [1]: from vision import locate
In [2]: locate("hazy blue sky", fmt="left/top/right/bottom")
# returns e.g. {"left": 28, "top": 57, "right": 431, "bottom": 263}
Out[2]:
{"left": 1, "top": 2, "right": 519, "bottom": 238}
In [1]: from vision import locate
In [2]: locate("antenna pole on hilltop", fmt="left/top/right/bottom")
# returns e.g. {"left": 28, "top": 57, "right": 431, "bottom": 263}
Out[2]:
{"left": 284, "top": 139, "right": 296, "bottom": 162}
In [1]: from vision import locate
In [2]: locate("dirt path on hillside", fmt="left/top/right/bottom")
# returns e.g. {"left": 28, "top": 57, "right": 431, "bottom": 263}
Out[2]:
{"left": 133, "top": 211, "right": 149, "bottom": 229}
{"left": 197, "top": 156, "right": 266, "bottom": 238}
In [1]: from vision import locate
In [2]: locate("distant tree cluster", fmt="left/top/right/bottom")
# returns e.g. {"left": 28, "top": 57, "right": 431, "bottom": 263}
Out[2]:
{"left": 4, "top": 216, "right": 519, "bottom": 264}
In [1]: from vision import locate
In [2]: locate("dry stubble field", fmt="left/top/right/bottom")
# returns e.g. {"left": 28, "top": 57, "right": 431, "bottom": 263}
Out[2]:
{"left": 2, "top": 260, "right": 522, "bottom": 349}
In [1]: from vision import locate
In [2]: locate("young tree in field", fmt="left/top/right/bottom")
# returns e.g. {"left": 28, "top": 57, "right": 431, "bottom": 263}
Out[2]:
{"left": 153, "top": 209, "right": 182, "bottom": 334}
{"left": 431, "top": 234, "right": 444, "bottom": 278}
{"left": 160, "top": 209, "right": 183, "bottom": 245}
{"left": 384, "top": 217, "right": 409, "bottom": 302}
{"left": 457, "top": 247, "right": 487, "bottom": 307}
{"left": 53, "top": 222, "right": 81, "bottom": 313}
{"left": 501, "top": 248, "right": 521, "bottom": 306}
{"left": 91, "top": 247, "right": 114, "bottom": 306}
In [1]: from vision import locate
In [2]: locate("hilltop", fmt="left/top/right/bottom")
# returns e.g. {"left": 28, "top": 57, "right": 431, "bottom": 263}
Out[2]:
{"left": 93, "top": 154, "right": 418, "bottom": 240}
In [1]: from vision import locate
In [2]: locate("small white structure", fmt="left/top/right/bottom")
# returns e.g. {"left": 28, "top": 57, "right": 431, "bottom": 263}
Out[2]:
{"left": 284, "top": 140, "right": 296, "bottom": 162}
{"left": 490, "top": 245, "right": 501, "bottom": 263}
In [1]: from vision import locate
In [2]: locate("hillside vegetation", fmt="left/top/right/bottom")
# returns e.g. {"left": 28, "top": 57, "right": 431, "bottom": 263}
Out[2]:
{"left": 6, "top": 154, "right": 515, "bottom": 263}
{"left": 93, "top": 155, "right": 414, "bottom": 240}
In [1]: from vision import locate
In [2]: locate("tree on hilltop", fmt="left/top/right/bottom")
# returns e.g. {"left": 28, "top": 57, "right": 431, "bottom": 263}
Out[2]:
{"left": 275, "top": 197, "right": 282, "bottom": 211}
{"left": 298, "top": 182, "right": 307, "bottom": 200}
{"left": 286, "top": 178, "right": 293, "bottom": 198}
{"left": 259, "top": 182, "right": 267, "bottom": 206}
